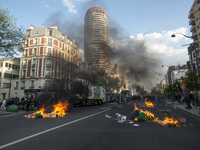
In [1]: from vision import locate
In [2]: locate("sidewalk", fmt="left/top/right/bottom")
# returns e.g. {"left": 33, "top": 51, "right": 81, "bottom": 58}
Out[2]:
{"left": 166, "top": 99, "right": 200, "bottom": 118}
{"left": 0, "top": 110, "right": 14, "bottom": 116}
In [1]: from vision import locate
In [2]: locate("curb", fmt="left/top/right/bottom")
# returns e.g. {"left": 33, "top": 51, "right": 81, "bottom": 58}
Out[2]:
{"left": 176, "top": 107, "right": 200, "bottom": 119}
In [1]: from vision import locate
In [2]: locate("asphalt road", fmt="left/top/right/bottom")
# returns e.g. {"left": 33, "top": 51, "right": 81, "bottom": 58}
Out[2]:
{"left": 0, "top": 100, "right": 200, "bottom": 150}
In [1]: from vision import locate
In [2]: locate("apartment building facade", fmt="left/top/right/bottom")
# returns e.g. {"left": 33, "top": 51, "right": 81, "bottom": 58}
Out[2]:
{"left": 188, "top": 0, "right": 200, "bottom": 79}
{"left": 19, "top": 25, "right": 79, "bottom": 99}
{"left": 0, "top": 58, "right": 20, "bottom": 100}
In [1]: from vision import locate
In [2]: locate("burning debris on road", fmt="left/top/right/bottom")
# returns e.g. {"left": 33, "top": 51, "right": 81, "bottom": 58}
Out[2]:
{"left": 25, "top": 101, "right": 69, "bottom": 119}
{"left": 132, "top": 100, "right": 179, "bottom": 127}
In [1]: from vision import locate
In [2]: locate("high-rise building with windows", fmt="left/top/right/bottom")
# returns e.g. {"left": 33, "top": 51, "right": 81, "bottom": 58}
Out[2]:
{"left": 84, "top": 7, "right": 111, "bottom": 73}
{"left": 188, "top": 0, "right": 200, "bottom": 79}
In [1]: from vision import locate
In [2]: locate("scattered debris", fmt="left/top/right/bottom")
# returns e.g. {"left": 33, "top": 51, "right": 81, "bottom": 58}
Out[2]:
{"left": 129, "top": 121, "right": 134, "bottom": 124}
{"left": 105, "top": 114, "right": 111, "bottom": 119}
{"left": 177, "top": 117, "right": 186, "bottom": 123}
{"left": 133, "top": 124, "right": 139, "bottom": 127}
{"left": 115, "top": 113, "right": 127, "bottom": 120}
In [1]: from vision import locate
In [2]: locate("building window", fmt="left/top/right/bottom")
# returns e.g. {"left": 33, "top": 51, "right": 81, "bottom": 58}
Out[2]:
{"left": 49, "top": 30, "right": 52, "bottom": 36}
{"left": 34, "top": 48, "right": 37, "bottom": 56}
{"left": 62, "top": 44, "right": 65, "bottom": 50}
{"left": 23, "top": 60, "right": 27, "bottom": 69}
{"left": 25, "top": 40, "right": 29, "bottom": 46}
{"left": 46, "top": 59, "right": 51, "bottom": 68}
{"left": 48, "top": 38, "right": 52, "bottom": 46}
{"left": 62, "top": 53, "right": 64, "bottom": 59}
{"left": 31, "top": 81, "right": 34, "bottom": 88}
{"left": 47, "top": 48, "right": 51, "bottom": 56}
{"left": 32, "top": 69, "right": 35, "bottom": 77}
{"left": 22, "top": 70, "right": 26, "bottom": 77}
{"left": 35, "top": 38, "right": 38, "bottom": 45}
{"left": 3, "top": 83, "right": 10, "bottom": 88}
{"left": 45, "top": 69, "right": 50, "bottom": 77}
{"left": 32, "top": 59, "right": 36, "bottom": 68}
{"left": 21, "top": 81, "right": 25, "bottom": 87}
{"left": 25, "top": 49, "right": 28, "bottom": 56}
{"left": 15, "top": 82, "right": 19, "bottom": 90}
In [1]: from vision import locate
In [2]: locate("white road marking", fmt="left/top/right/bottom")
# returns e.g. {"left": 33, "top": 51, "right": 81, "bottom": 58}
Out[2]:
{"left": 0, "top": 108, "right": 111, "bottom": 149}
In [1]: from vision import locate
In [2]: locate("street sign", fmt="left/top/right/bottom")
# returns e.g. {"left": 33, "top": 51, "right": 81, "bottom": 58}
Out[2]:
{"left": 180, "top": 76, "right": 185, "bottom": 80}
{"left": 180, "top": 81, "right": 185, "bottom": 85}
{"left": 180, "top": 84, "right": 186, "bottom": 90}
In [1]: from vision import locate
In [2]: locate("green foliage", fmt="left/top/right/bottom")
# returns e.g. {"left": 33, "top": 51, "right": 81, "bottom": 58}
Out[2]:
{"left": 185, "top": 71, "right": 200, "bottom": 91}
{"left": 95, "top": 70, "right": 124, "bottom": 92}
{"left": 164, "top": 80, "right": 181, "bottom": 93}
{"left": 0, "top": 8, "right": 24, "bottom": 57}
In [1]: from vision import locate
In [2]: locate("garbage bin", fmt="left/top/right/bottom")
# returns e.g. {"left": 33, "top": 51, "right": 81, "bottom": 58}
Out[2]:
{"left": 7, "top": 105, "right": 19, "bottom": 111}
{"left": 24, "top": 103, "right": 35, "bottom": 111}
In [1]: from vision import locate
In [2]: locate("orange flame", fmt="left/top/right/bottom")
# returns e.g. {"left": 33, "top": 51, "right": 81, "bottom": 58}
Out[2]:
{"left": 25, "top": 101, "right": 69, "bottom": 118}
{"left": 134, "top": 103, "right": 139, "bottom": 111}
{"left": 161, "top": 116, "right": 179, "bottom": 126}
{"left": 144, "top": 98, "right": 154, "bottom": 108}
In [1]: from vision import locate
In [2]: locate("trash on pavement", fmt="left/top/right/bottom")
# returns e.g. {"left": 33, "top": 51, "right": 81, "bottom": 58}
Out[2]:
{"left": 133, "top": 124, "right": 139, "bottom": 127}
{"left": 118, "top": 120, "right": 125, "bottom": 123}
{"left": 138, "top": 112, "right": 147, "bottom": 121}
{"left": 115, "top": 113, "right": 127, "bottom": 120}
{"left": 105, "top": 114, "right": 111, "bottom": 118}
{"left": 129, "top": 121, "right": 134, "bottom": 124}
{"left": 177, "top": 117, "right": 186, "bottom": 123}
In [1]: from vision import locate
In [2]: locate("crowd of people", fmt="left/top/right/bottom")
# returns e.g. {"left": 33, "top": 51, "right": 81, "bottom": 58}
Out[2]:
{"left": 172, "top": 92, "right": 198, "bottom": 109}
{"left": 1, "top": 97, "right": 38, "bottom": 112}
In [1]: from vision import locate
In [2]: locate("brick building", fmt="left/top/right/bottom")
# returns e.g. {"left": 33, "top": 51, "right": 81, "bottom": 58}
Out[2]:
{"left": 20, "top": 25, "right": 79, "bottom": 99}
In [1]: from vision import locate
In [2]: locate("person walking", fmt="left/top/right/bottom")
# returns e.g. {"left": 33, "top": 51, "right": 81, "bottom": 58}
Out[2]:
{"left": 26, "top": 98, "right": 31, "bottom": 112}
{"left": 184, "top": 93, "right": 192, "bottom": 109}
{"left": 1, "top": 99, "right": 6, "bottom": 111}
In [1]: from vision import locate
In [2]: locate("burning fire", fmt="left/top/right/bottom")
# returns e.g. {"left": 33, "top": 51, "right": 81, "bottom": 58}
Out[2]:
{"left": 144, "top": 98, "right": 154, "bottom": 108}
{"left": 134, "top": 103, "right": 156, "bottom": 120}
{"left": 25, "top": 101, "right": 69, "bottom": 118}
{"left": 161, "top": 115, "right": 179, "bottom": 126}
{"left": 133, "top": 103, "right": 178, "bottom": 126}
{"left": 134, "top": 103, "right": 139, "bottom": 111}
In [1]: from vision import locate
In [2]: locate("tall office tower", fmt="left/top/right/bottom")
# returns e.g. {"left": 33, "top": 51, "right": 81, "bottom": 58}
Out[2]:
{"left": 84, "top": 7, "right": 111, "bottom": 73}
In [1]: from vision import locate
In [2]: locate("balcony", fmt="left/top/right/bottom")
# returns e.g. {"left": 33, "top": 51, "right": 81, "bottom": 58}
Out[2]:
{"left": 189, "top": 18, "right": 195, "bottom": 26}
{"left": 188, "top": 10, "right": 194, "bottom": 19}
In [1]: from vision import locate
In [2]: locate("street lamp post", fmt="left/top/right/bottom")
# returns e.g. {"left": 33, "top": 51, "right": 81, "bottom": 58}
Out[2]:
{"left": 171, "top": 33, "right": 193, "bottom": 39}
{"left": 171, "top": 32, "right": 200, "bottom": 105}
{"left": 8, "top": 68, "right": 13, "bottom": 98}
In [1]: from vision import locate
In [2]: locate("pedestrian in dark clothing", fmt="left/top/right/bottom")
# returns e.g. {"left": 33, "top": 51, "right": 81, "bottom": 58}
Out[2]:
{"left": 184, "top": 94, "right": 192, "bottom": 109}
{"left": 26, "top": 98, "right": 31, "bottom": 112}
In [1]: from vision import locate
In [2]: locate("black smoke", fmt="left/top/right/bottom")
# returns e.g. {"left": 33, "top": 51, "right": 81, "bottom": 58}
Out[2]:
{"left": 44, "top": 1, "right": 161, "bottom": 91}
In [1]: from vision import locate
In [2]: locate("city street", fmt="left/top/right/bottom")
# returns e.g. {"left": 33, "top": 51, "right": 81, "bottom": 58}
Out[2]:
{"left": 0, "top": 99, "right": 200, "bottom": 150}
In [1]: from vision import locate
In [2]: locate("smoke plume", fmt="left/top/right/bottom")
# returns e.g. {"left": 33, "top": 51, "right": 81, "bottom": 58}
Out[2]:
{"left": 44, "top": 1, "right": 161, "bottom": 91}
